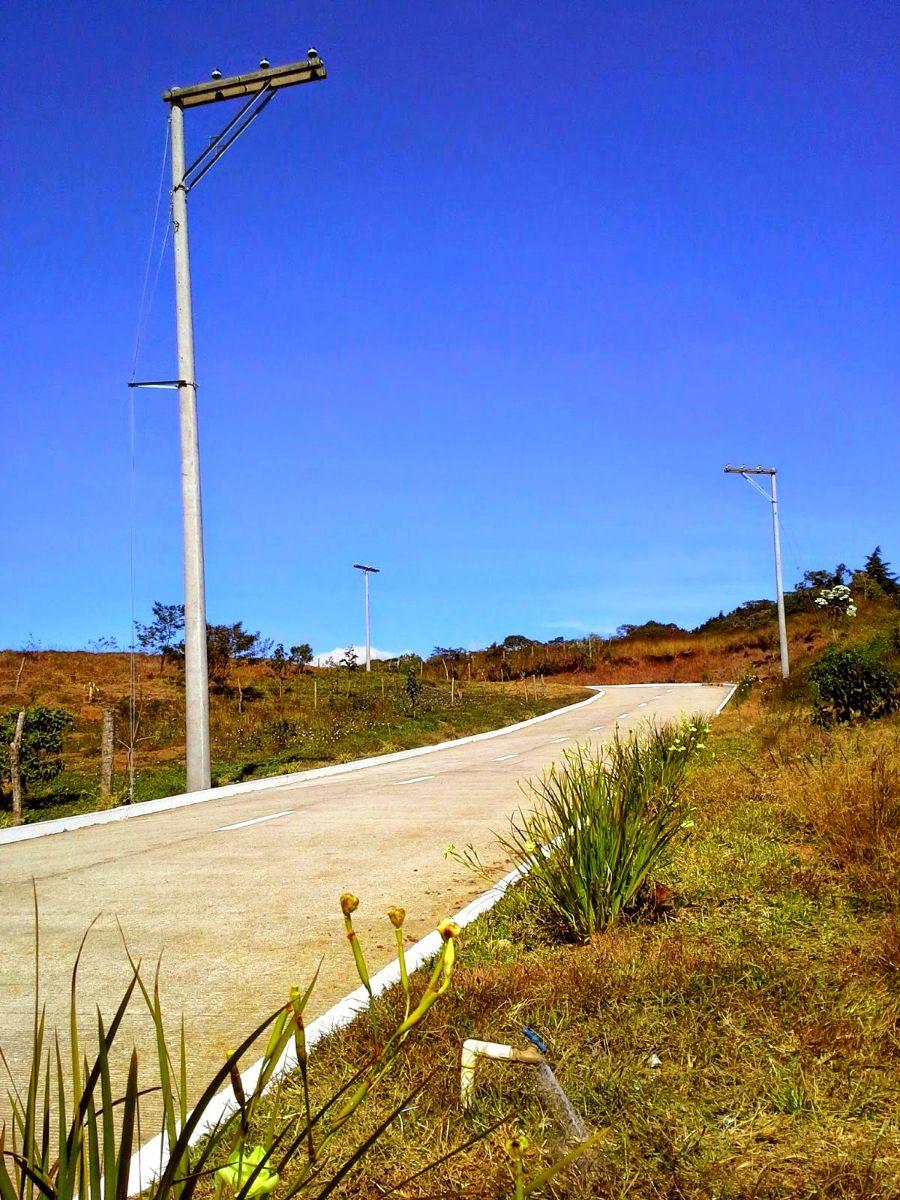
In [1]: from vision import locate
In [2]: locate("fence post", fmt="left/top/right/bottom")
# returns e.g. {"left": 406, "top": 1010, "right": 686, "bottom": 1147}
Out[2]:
{"left": 9, "top": 710, "right": 26, "bottom": 826}
{"left": 100, "top": 708, "right": 115, "bottom": 798}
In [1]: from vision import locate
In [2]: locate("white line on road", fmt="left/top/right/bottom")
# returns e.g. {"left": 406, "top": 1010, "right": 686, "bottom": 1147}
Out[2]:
{"left": 638, "top": 702, "right": 648, "bottom": 708}
{"left": 616, "top": 713, "right": 630, "bottom": 720}
{"left": 397, "top": 775, "right": 435, "bottom": 785}
{"left": 215, "top": 810, "right": 294, "bottom": 832}
{"left": 590, "top": 724, "right": 605, "bottom": 731}
{"left": 551, "top": 736, "right": 569, "bottom": 743}
{"left": 493, "top": 753, "right": 518, "bottom": 761}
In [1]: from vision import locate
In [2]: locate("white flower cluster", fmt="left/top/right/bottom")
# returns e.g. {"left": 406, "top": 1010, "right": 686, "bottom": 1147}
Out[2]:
{"left": 814, "top": 584, "right": 857, "bottom": 618}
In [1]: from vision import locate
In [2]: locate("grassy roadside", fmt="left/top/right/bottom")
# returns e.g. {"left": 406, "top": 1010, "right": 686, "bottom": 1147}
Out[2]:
{"left": 0, "top": 673, "right": 585, "bottom": 826}
{"left": 258, "top": 692, "right": 899, "bottom": 1198}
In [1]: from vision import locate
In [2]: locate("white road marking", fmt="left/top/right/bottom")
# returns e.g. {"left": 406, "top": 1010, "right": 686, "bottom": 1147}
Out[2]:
{"left": 493, "top": 753, "right": 518, "bottom": 761}
{"left": 551, "top": 736, "right": 569, "bottom": 743}
{"left": 216, "top": 810, "right": 294, "bottom": 832}
{"left": 616, "top": 713, "right": 630, "bottom": 720}
{"left": 397, "top": 775, "right": 435, "bottom": 785}
{"left": 638, "top": 702, "right": 648, "bottom": 708}
{"left": 590, "top": 724, "right": 605, "bottom": 731}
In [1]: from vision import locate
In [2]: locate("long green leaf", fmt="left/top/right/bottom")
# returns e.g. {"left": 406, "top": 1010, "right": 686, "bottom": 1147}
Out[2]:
{"left": 113, "top": 1054, "right": 138, "bottom": 1200}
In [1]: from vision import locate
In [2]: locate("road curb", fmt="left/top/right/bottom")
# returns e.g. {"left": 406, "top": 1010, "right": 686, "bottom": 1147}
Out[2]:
{"left": 0, "top": 688, "right": 607, "bottom": 847}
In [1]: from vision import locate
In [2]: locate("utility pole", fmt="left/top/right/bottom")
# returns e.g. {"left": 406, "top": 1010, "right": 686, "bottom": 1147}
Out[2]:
{"left": 133, "top": 53, "right": 326, "bottom": 791}
{"left": 354, "top": 564, "right": 380, "bottom": 671}
{"left": 724, "top": 465, "right": 789, "bottom": 679}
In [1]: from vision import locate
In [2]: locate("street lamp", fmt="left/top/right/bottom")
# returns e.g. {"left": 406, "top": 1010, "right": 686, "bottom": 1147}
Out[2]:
{"left": 353, "top": 564, "right": 380, "bottom": 672}
{"left": 724, "top": 465, "right": 789, "bottom": 679}
{"left": 133, "top": 52, "right": 326, "bottom": 792}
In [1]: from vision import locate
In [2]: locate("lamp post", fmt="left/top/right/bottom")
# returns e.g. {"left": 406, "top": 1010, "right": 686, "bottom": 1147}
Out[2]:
{"left": 143, "top": 53, "right": 326, "bottom": 790}
{"left": 724, "top": 465, "right": 789, "bottom": 679}
{"left": 353, "top": 564, "right": 380, "bottom": 671}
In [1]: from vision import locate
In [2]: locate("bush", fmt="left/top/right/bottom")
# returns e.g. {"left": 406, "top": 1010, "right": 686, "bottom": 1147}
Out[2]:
{"left": 0, "top": 705, "right": 73, "bottom": 796}
{"left": 809, "top": 643, "right": 900, "bottom": 726}
{"left": 501, "top": 717, "right": 708, "bottom": 940}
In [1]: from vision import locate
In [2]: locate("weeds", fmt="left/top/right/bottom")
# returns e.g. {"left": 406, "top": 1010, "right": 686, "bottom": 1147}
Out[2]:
{"left": 500, "top": 717, "right": 709, "bottom": 940}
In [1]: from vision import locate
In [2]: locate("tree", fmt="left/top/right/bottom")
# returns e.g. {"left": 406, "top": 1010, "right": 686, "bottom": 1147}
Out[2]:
{"left": 502, "top": 635, "right": 532, "bottom": 652}
{"left": 341, "top": 646, "right": 359, "bottom": 671}
{"left": 136, "top": 603, "right": 185, "bottom": 672}
{"left": 269, "top": 643, "right": 290, "bottom": 702}
{"left": 863, "top": 546, "right": 899, "bottom": 596}
{"left": 1, "top": 706, "right": 74, "bottom": 799}
{"left": 206, "top": 622, "right": 261, "bottom": 689}
{"left": 290, "top": 644, "right": 313, "bottom": 670}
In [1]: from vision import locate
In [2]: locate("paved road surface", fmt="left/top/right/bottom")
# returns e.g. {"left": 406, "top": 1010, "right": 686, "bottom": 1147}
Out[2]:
{"left": 0, "top": 683, "right": 729, "bottom": 1106}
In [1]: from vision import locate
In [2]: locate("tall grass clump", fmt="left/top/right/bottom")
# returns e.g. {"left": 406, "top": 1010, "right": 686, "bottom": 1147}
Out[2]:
{"left": 502, "top": 717, "right": 708, "bottom": 940}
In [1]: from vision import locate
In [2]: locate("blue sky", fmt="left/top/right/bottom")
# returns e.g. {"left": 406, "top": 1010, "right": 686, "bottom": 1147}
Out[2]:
{"left": 2, "top": 1, "right": 897, "bottom": 657}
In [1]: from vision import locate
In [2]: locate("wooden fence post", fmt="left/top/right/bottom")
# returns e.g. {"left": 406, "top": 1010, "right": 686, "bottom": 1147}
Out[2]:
{"left": 100, "top": 708, "right": 115, "bottom": 798}
{"left": 9, "top": 710, "right": 26, "bottom": 826}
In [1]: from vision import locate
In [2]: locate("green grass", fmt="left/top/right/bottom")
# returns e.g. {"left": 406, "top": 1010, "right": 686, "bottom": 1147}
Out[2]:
{"left": 1, "top": 676, "right": 585, "bottom": 825}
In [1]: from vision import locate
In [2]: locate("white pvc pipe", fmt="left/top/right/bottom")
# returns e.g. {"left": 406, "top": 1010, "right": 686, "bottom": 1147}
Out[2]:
{"left": 460, "top": 1039, "right": 542, "bottom": 1108}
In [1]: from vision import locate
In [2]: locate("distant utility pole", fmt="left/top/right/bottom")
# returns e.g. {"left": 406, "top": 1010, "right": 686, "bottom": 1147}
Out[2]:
{"left": 724, "top": 465, "right": 789, "bottom": 679}
{"left": 354, "top": 564, "right": 380, "bottom": 672}
{"left": 132, "top": 52, "right": 326, "bottom": 792}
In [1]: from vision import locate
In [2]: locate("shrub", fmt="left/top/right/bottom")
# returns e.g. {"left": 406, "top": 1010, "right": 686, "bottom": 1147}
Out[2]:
{"left": 0, "top": 705, "right": 73, "bottom": 796}
{"left": 501, "top": 717, "right": 708, "bottom": 940}
{"left": 809, "top": 643, "right": 900, "bottom": 726}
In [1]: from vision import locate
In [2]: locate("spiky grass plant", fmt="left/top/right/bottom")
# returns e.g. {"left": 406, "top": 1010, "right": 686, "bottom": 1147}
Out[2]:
{"left": 0, "top": 895, "right": 462, "bottom": 1200}
{"left": 501, "top": 717, "right": 708, "bottom": 940}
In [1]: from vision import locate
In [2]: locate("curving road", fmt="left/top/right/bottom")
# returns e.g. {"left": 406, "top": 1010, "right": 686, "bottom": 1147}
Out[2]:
{"left": 0, "top": 682, "right": 730, "bottom": 1104}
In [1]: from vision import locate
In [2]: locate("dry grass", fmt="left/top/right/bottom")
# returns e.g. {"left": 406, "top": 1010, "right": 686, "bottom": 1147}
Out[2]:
{"left": 245, "top": 691, "right": 900, "bottom": 1198}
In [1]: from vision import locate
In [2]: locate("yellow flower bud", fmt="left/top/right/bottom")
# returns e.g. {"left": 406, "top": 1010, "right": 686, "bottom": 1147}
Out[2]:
{"left": 340, "top": 893, "right": 359, "bottom": 917}
{"left": 438, "top": 918, "right": 461, "bottom": 941}
{"left": 387, "top": 906, "right": 406, "bottom": 928}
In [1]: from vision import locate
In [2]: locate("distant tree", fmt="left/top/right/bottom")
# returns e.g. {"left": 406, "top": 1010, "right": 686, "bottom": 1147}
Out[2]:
{"left": 86, "top": 635, "right": 119, "bottom": 652}
{"left": 206, "top": 622, "right": 260, "bottom": 689}
{"left": 269, "top": 643, "right": 290, "bottom": 702}
{"left": 341, "top": 646, "right": 359, "bottom": 671}
{"left": 1, "top": 706, "right": 73, "bottom": 798}
{"left": 430, "top": 647, "right": 467, "bottom": 661}
{"left": 289, "top": 644, "right": 314, "bottom": 670}
{"left": 404, "top": 667, "right": 421, "bottom": 712}
{"left": 615, "top": 621, "right": 684, "bottom": 640}
{"left": 863, "top": 546, "right": 899, "bottom": 596}
{"left": 502, "top": 635, "right": 532, "bottom": 652}
{"left": 136, "top": 602, "right": 185, "bottom": 672}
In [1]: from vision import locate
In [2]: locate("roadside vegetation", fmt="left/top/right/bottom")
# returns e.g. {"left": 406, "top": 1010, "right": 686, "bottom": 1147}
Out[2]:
{"left": 0, "top": 657, "right": 581, "bottom": 826}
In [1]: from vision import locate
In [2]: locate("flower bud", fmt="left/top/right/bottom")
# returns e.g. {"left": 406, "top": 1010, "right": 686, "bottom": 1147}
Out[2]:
{"left": 438, "top": 918, "right": 461, "bottom": 941}
{"left": 340, "top": 893, "right": 359, "bottom": 917}
{"left": 387, "top": 906, "right": 406, "bottom": 928}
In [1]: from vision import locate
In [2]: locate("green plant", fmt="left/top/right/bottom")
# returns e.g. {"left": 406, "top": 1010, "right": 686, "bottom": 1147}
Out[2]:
{"left": 0, "top": 895, "right": 462, "bottom": 1200}
{"left": 500, "top": 718, "right": 707, "bottom": 940}
{"left": 809, "top": 643, "right": 900, "bottom": 726}
{"left": 0, "top": 706, "right": 73, "bottom": 796}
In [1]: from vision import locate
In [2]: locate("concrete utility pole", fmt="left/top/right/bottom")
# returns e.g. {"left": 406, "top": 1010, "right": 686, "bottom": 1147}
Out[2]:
{"left": 147, "top": 53, "right": 326, "bottom": 791}
{"left": 724, "top": 465, "right": 789, "bottom": 679}
{"left": 354, "top": 564, "right": 380, "bottom": 671}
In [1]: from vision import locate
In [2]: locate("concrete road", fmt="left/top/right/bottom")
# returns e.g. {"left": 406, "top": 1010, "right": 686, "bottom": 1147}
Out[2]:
{"left": 0, "top": 683, "right": 728, "bottom": 1105}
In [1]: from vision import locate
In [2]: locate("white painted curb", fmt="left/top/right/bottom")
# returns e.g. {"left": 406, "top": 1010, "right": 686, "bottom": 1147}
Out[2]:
{"left": 0, "top": 688, "right": 606, "bottom": 847}
{"left": 714, "top": 683, "right": 738, "bottom": 715}
{"left": 126, "top": 860, "right": 526, "bottom": 1195}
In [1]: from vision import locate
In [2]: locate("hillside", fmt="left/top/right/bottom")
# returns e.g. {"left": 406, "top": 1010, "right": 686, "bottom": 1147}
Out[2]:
{"left": 2, "top": 550, "right": 897, "bottom": 826}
